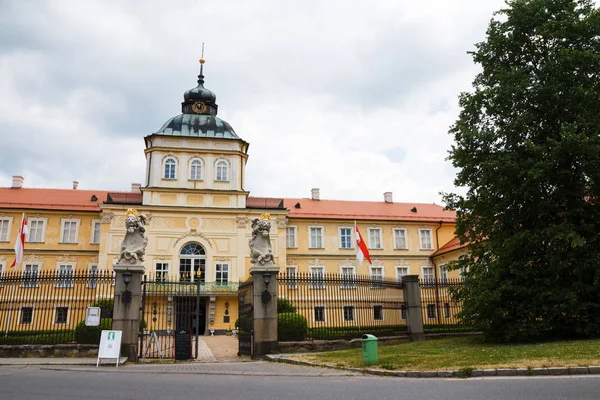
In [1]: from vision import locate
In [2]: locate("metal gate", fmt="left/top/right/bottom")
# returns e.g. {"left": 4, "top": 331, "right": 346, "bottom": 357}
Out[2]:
{"left": 237, "top": 277, "right": 254, "bottom": 356}
{"left": 139, "top": 276, "right": 203, "bottom": 360}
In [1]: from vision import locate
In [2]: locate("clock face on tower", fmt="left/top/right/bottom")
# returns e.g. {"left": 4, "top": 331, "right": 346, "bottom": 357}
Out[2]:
{"left": 192, "top": 101, "right": 208, "bottom": 114}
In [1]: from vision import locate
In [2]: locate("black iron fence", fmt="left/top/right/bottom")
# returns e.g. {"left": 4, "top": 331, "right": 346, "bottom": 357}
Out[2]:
{"left": 419, "top": 278, "right": 472, "bottom": 332}
{"left": 0, "top": 270, "right": 114, "bottom": 345}
{"left": 277, "top": 273, "right": 407, "bottom": 341}
{"left": 237, "top": 277, "right": 253, "bottom": 356}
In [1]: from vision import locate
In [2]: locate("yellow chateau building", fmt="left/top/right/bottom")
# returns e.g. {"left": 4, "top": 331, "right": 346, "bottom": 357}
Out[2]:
{"left": 0, "top": 63, "right": 463, "bottom": 335}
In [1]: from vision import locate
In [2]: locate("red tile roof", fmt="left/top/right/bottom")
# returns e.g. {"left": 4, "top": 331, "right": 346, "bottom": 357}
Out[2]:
{"left": 107, "top": 192, "right": 143, "bottom": 205}
{"left": 283, "top": 198, "right": 456, "bottom": 222}
{"left": 0, "top": 188, "right": 110, "bottom": 211}
{"left": 432, "top": 237, "right": 468, "bottom": 257}
{"left": 246, "top": 197, "right": 284, "bottom": 209}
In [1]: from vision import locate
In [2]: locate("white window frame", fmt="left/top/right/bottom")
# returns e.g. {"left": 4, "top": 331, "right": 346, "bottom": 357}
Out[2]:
{"left": 313, "top": 305, "right": 326, "bottom": 323}
{"left": 215, "top": 159, "right": 230, "bottom": 182}
{"left": 373, "top": 304, "right": 384, "bottom": 321}
{"left": 155, "top": 262, "right": 169, "bottom": 282}
{"left": 20, "top": 306, "right": 34, "bottom": 325}
{"left": 340, "top": 266, "right": 356, "bottom": 289}
{"left": 0, "top": 217, "right": 13, "bottom": 242}
{"left": 163, "top": 157, "right": 177, "bottom": 179}
{"left": 88, "top": 264, "right": 98, "bottom": 288}
{"left": 285, "top": 266, "right": 298, "bottom": 289}
{"left": 339, "top": 227, "right": 353, "bottom": 249}
{"left": 393, "top": 228, "right": 408, "bottom": 250}
{"left": 444, "top": 302, "right": 451, "bottom": 318}
{"left": 91, "top": 220, "right": 101, "bottom": 244}
{"left": 367, "top": 228, "right": 383, "bottom": 250}
{"left": 215, "top": 263, "right": 229, "bottom": 285}
{"left": 22, "top": 264, "right": 40, "bottom": 288}
{"left": 426, "top": 304, "right": 437, "bottom": 319}
{"left": 370, "top": 266, "right": 384, "bottom": 288}
{"left": 54, "top": 306, "right": 69, "bottom": 325}
{"left": 60, "top": 219, "right": 80, "bottom": 244}
{"left": 419, "top": 228, "right": 433, "bottom": 250}
{"left": 56, "top": 263, "right": 74, "bottom": 288}
{"left": 343, "top": 305, "right": 355, "bottom": 322}
{"left": 422, "top": 266, "right": 435, "bottom": 285}
{"left": 189, "top": 158, "right": 203, "bottom": 181}
{"left": 286, "top": 226, "right": 297, "bottom": 249}
{"left": 27, "top": 218, "right": 47, "bottom": 243}
{"left": 309, "top": 266, "right": 325, "bottom": 289}
{"left": 439, "top": 264, "right": 448, "bottom": 284}
{"left": 308, "top": 226, "right": 324, "bottom": 249}
{"left": 396, "top": 266, "right": 409, "bottom": 283}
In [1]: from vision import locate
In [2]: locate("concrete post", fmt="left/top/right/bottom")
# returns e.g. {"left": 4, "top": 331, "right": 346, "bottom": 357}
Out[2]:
{"left": 112, "top": 263, "right": 145, "bottom": 362}
{"left": 249, "top": 266, "right": 280, "bottom": 357}
{"left": 403, "top": 275, "right": 425, "bottom": 342}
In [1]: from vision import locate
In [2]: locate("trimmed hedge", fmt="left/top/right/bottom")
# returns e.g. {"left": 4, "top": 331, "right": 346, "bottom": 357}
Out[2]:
{"left": 308, "top": 325, "right": 408, "bottom": 340}
{"left": 74, "top": 319, "right": 112, "bottom": 344}
{"left": 0, "top": 330, "right": 75, "bottom": 345}
{"left": 278, "top": 313, "right": 308, "bottom": 341}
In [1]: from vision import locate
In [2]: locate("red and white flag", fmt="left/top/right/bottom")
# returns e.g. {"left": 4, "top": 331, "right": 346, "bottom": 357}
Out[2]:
{"left": 9, "top": 213, "right": 28, "bottom": 268}
{"left": 354, "top": 221, "right": 372, "bottom": 265}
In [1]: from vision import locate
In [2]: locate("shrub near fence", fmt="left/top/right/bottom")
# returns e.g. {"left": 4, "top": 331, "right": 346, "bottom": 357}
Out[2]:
{"left": 0, "top": 270, "right": 114, "bottom": 345}
{"left": 277, "top": 272, "right": 407, "bottom": 341}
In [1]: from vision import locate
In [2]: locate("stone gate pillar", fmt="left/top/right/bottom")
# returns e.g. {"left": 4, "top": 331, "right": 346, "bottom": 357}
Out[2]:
{"left": 249, "top": 265, "right": 279, "bottom": 357}
{"left": 112, "top": 263, "right": 145, "bottom": 362}
{"left": 403, "top": 275, "right": 425, "bottom": 342}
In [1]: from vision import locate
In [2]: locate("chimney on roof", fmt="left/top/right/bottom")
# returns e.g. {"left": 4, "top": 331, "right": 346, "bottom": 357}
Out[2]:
{"left": 131, "top": 183, "right": 142, "bottom": 193}
{"left": 311, "top": 188, "right": 320, "bottom": 201}
{"left": 73, "top": 181, "right": 79, "bottom": 190}
{"left": 384, "top": 192, "right": 393, "bottom": 203}
{"left": 11, "top": 176, "right": 24, "bottom": 189}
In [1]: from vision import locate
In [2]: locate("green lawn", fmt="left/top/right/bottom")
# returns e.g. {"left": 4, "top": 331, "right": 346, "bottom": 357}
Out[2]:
{"left": 299, "top": 336, "right": 600, "bottom": 370}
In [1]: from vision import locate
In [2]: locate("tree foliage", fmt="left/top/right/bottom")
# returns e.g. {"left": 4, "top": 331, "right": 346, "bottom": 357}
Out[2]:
{"left": 444, "top": 0, "right": 600, "bottom": 342}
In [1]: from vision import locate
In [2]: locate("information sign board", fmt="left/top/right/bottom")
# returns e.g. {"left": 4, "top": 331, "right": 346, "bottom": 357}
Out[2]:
{"left": 85, "top": 307, "right": 101, "bottom": 327}
{"left": 97, "top": 330, "right": 122, "bottom": 367}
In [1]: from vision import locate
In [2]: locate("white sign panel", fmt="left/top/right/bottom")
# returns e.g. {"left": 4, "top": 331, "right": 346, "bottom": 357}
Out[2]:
{"left": 85, "top": 307, "right": 101, "bottom": 327}
{"left": 97, "top": 330, "right": 122, "bottom": 367}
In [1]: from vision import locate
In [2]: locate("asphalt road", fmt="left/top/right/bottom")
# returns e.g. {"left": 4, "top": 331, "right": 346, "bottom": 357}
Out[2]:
{"left": 1, "top": 366, "right": 599, "bottom": 400}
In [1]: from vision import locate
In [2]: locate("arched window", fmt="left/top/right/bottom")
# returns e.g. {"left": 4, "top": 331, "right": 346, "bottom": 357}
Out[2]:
{"left": 215, "top": 160, "right": 229, "bottom": 181}
{"left": 164, "top": 158, "right": 177, "bottom": 179}
{"left": 179, "top": 243, "right": 206, "bottom": 282}
{"left": 190, "top": 159, "right": 202, "bottom": 180}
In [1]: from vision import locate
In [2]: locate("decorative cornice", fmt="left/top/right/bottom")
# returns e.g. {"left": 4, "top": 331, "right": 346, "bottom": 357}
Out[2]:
{"left": 23, "top": 254, "right": 44, "bottom": 264}
{"left": 286, "top": 258, "right": 297, "bottom": 266}
{"left": 56, "top": 254, "right": 77, "bottom": 263}
{"left": 339, "top": 258, "right": 357, "bottom": 267}
{"left": 420, "top": 259, "right": 434, "bottom": 267}
{"left": 214, "top": 256, "right": 231, "bottom": 262}
{"left": 0, "top": 256, "right": 6, "bottom": 263}
{"left": 236, "top": 216, "right": 249, "bottom": 228}
{"left": 394, "top": 258, "right": 410, "bottom": 267}
{"left": 89, "top": 257, "right": 98, "bottom": 264}
{"left": 276, "top": 217, "right": 288, "bottom": 228}
{"left": 100, "top": 212, "right": 115, "bottom": 224}
{"left": 308, "top": 258, "right": 324, "bottom": 266}
{"left": 371, "top": 259, "right": 384, "bottom": 267}
{"left": 173, "top": 229, "right": 213, "bottom": 248}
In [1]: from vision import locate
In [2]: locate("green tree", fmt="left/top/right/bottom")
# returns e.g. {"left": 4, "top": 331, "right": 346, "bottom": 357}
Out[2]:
{"left": 444, "top": 0, "right": 600, "bottom": 342}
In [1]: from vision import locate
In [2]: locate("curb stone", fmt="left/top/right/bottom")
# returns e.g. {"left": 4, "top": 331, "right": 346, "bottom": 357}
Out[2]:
{"left": 266, "top": 355, "right": 600, "bottom": 379}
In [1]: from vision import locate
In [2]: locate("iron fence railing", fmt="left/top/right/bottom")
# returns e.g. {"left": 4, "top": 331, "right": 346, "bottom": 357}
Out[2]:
{"left": 419, "top": 278, "right": 472, "bottom": 332}
{"left": 277, "top": 272, "right": 407, "bottom": 341}
{"left": 0, "top": 270, "right": 114, "bottom": 345}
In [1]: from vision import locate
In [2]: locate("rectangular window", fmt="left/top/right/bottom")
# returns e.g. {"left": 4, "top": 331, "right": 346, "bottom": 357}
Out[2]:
{"left": 368, "top": 228, "right": 382, "bottom": 249}
{"left": 419, "top": 229, "right": 433, "bottom": 250}
{"left": 285, "top": 266, "right": 297, "bottom": 289}
{"left": 427, "top": 304, "right": 437, "bottom": 319}
{"left": 20, "top": 307, "right": 33, "bottom": 324}
{"left": 439, "top": 265, "right": 448, "bottom": 284}
{"left": 444, "top": 303, "right": 451, "bottom": 318}
{"left": 0, "top": 263, "right": 3, "bottom": 279}
{"left": 309, "top": 227, "right": 323, "bottom": 249}
{"left": 401, "top": 304, "right": 407, "bottom": 320}
{"left": 340, "top": 267, "right": 356, "bottom": 289}
{"left": 459, "top": 266, "right": 468, "bottom": 281}
{"left": 57, "top": 264, "right": 74, "bottom": 288}
{"left": 373, "top": 305, "right": 383, "bottom": 321}
{"left": 370, "top": 267, "right": 384, "bottom": 288}
{"left": 422, "top": 266, "right": 435, "bottom": 285}
{"left": 314, "top": 306, "right": 325, "bottom": 322}
{"left": 55, "top": 307, "right": 68, "bottom": 324}
{"left": 0, "top": 218, "right": 10, "bottom": 242}
{"left": 88, "top": 265, "right": 98, "bottom": 288}
{"left": 339, "top": 228, "right": 352, "bottom": 249}
{"left": 309, "top": 267, "right": 325, "bottom": 289}
{"left": 180, "top": 259, "right": 192, "bottom": 282}
{"left": 286, "top": 226, "right": 297, "bottom": 248}
{"left": 393, "top": 228, "right": 407, "bottom": 250}
{"left": 23, "top": 264, "right": 39, "bottom": 288}
{"left": 27, "top": 219, "right": 45, "bottom": 243}
{"left": 396, "top": 267, "right": 409, "bottom": 283}
{"left": 61, "top": 220, "right": 79, "bottom": 243}
{"left": 343, "top": 306, "right": 355, "bottom": 321}
{"left": 216, "top": 263, "right": 229, "bottom": 285}
{"left": 155, "top": 263, "right": 169, "bottom": 282}
{"left": 91, "top": 221, "right": 101, "bottom": 244}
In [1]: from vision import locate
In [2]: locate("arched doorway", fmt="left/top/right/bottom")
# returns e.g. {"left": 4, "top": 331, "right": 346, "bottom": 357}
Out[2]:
{"left": 179, "top": 242, "right": 206, "bottom": 282}
{"left": 175, "top": 242, "right": 207, "bottom": 335}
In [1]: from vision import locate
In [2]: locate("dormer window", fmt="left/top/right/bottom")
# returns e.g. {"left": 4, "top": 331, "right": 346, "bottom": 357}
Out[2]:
{"left": 215, "top": 160, "right": 229, "bottom": 181}
{"left": 190, "top": 159, "right": 203, "bottom": 180}
{"left": 164, "top": 158, "right": 177, "bottom": 179}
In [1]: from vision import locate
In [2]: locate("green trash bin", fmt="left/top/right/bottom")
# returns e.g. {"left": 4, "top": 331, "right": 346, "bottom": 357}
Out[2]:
{"left": 362, "top": 334, "right": 378, "bottom": 366}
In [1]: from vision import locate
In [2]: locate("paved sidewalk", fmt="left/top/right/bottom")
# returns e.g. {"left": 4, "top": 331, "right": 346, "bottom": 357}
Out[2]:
{"left": 0, "top": 357, "right": 127, "bottom": 366}
{"left": 202, "top": 335, "right": 242, "bottom": 362}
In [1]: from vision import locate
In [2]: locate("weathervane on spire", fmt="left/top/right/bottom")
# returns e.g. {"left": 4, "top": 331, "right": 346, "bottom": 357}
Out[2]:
{"left": 198, "top": 43, "right": 206, "bottom": 83}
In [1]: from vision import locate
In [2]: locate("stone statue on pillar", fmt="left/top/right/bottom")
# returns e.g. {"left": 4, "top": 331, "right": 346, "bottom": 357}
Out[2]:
{"left": 117, "top": 209, "right": 148, "bottom": 265}
{"left": 249, "top": 214, "right": 274, "bottom": 266}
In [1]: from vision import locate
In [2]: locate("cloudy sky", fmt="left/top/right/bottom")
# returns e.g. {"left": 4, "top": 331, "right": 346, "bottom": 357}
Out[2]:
{"left": 0, "top": 0, "right": 506, "bottom": 204}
